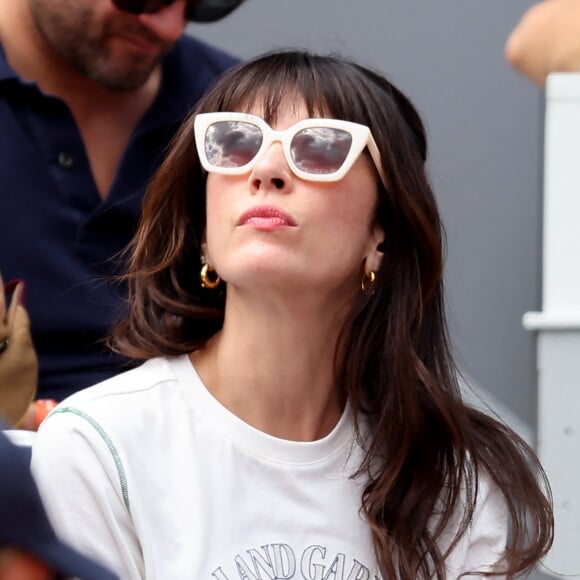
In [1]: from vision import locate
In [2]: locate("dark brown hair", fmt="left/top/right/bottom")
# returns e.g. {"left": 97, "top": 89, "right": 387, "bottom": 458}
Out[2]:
{"left": 113, "top": 51, "right": 553, "bottom": 578}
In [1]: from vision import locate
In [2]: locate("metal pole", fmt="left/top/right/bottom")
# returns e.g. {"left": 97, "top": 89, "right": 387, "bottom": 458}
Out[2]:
{"left": 523, "top": 73, "right": 580, "bottom": 577}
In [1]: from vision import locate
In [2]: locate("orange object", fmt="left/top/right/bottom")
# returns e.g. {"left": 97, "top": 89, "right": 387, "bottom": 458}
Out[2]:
{"left": 33, "top": 399, "right": 58, "bottom": 431}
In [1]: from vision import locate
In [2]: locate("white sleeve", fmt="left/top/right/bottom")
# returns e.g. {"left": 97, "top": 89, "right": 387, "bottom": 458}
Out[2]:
{"left": 31, "top": 407, "right": 144, "bottom": 580}
{"left": 458, "top": 475, "right": 509, "bottom": 577}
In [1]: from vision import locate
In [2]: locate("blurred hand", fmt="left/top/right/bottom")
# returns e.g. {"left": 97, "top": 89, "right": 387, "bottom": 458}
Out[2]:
{"left": 506, "top": 0, "right": 580, "bottom": 87}
{"left": 0, "top": 277, "right": 38, "bottom": 427}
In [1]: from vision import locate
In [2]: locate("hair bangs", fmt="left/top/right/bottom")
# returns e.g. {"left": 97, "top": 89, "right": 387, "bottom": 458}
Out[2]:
{"left": 196, "top": 52, "right": 381, "bottom": 128}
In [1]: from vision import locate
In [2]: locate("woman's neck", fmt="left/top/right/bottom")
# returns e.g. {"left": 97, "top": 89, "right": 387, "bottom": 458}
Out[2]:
{"left": 191, "top": 290, "right": 350, "bottom": 441}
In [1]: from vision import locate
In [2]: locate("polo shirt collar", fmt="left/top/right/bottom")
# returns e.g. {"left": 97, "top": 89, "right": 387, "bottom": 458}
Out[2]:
{"left": 0, "top": 43, "right": 18, "bottom": 82}
{"left": 0, "top": 36, "right": 192, "bottom": 103}
{"left": 147, "top": 37, "right": 202, "bottom": 126}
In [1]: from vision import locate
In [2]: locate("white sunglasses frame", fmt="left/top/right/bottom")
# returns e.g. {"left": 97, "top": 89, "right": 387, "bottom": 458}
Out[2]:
{"left": 193, "top": 112, "right": 388, "bottom": 189}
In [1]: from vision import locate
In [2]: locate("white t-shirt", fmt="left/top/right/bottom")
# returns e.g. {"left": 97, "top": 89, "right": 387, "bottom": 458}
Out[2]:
{"left": 31, "top": 355, "right": 507, "bottom": 579}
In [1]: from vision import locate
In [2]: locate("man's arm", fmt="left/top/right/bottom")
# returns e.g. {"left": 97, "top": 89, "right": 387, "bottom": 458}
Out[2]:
{"left": 506, "top": 0, "right": 580, "bottom": 87}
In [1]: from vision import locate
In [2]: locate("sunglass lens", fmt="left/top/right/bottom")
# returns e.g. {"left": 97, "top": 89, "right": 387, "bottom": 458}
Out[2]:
{"left": 112, "top": 0, "right": 176, "bottom": 14}
{"left": 205, "top": 121, "right": 263, "bottom": 168}
{"left": 291, "top": 127, "right": 352, "bottom": 175}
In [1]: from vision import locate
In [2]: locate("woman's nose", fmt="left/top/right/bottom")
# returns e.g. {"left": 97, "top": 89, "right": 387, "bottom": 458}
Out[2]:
{"left": 249, "top": 143, "right": 294, "bottom": 195}
{"left": 137, "top": 1, "right": 188, "bottom": 43}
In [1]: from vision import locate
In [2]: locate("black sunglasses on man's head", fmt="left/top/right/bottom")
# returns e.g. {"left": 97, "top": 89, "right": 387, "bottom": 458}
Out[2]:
{"left": 111, "top": 0, "right": 245, "bottom": 22}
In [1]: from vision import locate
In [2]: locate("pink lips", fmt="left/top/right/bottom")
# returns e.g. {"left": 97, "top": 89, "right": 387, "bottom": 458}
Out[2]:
{"left": 237, "top": 206, "right": 296, "bottom": 230}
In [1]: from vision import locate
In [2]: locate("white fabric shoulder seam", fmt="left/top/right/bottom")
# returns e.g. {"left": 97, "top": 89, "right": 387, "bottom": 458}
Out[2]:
{"left": 49, "top": 406, "right": 130, "bottom": 514}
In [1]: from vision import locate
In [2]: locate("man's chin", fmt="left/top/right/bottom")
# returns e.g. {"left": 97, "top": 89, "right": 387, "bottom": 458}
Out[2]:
{"left": 86, "top": 61, "right": 161, "bottom": 92}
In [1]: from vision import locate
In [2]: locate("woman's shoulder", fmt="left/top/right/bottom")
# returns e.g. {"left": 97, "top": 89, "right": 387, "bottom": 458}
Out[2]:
{"left": 56, "top": 355, "right": 188, "bottom": 408}
{"left": 35, "top": 355, "right": 196, "bottom": 446}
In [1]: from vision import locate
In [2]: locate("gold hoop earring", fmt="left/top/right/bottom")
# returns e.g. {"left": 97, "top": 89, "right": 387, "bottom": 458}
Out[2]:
{"left": 200, "top": 263, "right": 221, "bottom": 289}
{"left": 361, "top": 270, "right": 376, "bottom": 293}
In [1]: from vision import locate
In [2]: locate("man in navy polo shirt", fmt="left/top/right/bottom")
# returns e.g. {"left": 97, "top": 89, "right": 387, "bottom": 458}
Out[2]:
{"left": 0, "top": 0, "right": 240, "bottom": 403}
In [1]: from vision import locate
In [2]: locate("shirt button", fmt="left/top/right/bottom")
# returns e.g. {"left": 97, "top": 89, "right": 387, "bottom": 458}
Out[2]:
{"left": 58, "top": 152, "right": 74, "bottom": 168}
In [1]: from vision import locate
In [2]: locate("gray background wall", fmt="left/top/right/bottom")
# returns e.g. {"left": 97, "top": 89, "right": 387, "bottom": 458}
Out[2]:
{"left": 190, "top": 2, "right": 550, "bottom": 576}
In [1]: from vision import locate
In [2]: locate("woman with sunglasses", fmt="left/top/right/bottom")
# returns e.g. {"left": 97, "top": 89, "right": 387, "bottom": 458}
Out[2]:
{"left": 32, "top": 50, "right": 553, "bottom": 579}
